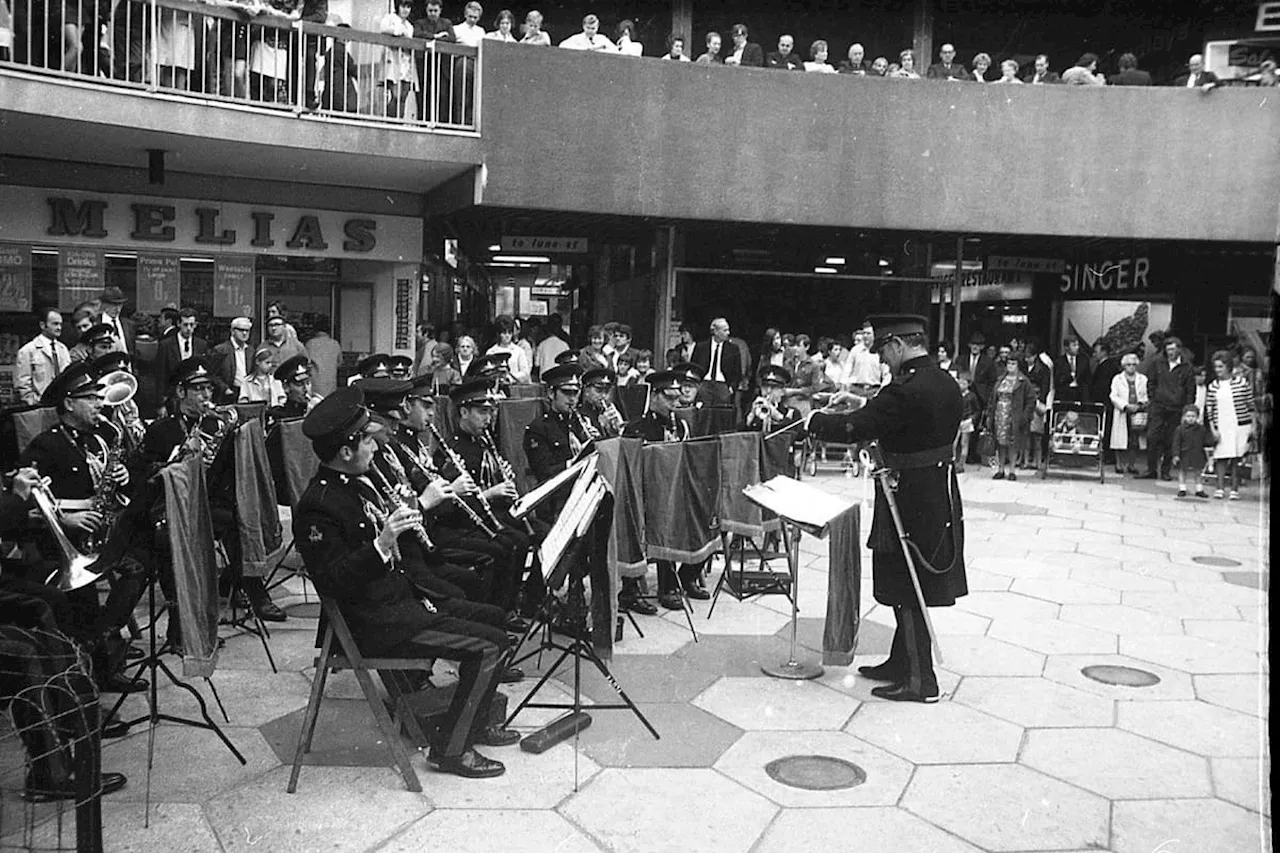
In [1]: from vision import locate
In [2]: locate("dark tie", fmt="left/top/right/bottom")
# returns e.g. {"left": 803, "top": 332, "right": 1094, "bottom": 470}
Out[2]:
{"left": 711, "top": 344, "right": 721, "bottom": 381}
{"left": 52, "top": 345, "right": 61, "bottom": 375}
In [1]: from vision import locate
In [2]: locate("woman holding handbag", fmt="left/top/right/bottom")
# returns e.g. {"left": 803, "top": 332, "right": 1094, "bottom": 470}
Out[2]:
{"left": 1205, "top": 350, "right": 1255, "bottom": 500}
{"left": 986, "top": 357, "right": 1036, "bottom": 480}
{"left": 1109, "top": 352, "right": 1149, "bottom": 475}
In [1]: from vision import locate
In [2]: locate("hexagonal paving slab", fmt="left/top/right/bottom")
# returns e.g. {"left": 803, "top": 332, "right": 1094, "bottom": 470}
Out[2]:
{"left": 1021, "top": 727, "right": 1213, "bottom": 799}
{"left": 846, "top": 701, "right": 1023, "bottom": 764}
{"left": 695, "top": 600, "right": 792, "bottom": 636}
{"left": 1111, "top": 798, "right": 1267, "bottom": 853}
{"left": 1120, "top": 634, "right": 1262, "bottom": 674}
{"left": 951, "top": 676, "right": 1114, "bottom": 728}
{"left": 692, "top": 676, "right": 860, "bottom": 731}
{"left": 575, "top": 701, "right": 741, "bottom": 768}
{"left": 1119, "top": 591, "right": 1244, "bottom": 621}
{"left": 23, "top": 802, "right": 223, "bottom": 853}
{"left": 1182, "top": 618, "right": 1267, "bottom": 653}
{"left": 988, "top": 618, "right": 1118, "bottom": 656}
{"left": 102, "top": 724, "right": 279, "bottom": 804}
{"left": 422, "top": 741, "right": 603, "bottom": 809}
{"left": 379, "top": 810, "right": 601, "bottom": 853}
{"left": 1009, "top": 578, "right": 1121, "bottom": 605}
{"left": 939, "top": 635, "right": 1047, "bottom": 677}
{"left": 1057, "top": 604, "right": 1184, "bottom": 636}
{"left": 560, "top": 768, "right": 777, "bottom": 853}
{"left": 818, "top": 658, "right": 961, "bottom": 703}
{"left": 955, "top": 591, "right": 1062, "bottom": 622}
{"left": 753, "top": 807, "right": 983, "bottom": 853}
{"left": 612, "top": 612, "right": 704, "bottom": 655}
{"left": 713, "top": 730, "right": 913, "bottom": 807}
{"left": 1068, "top": 566, "right": 1176, "bottom": 591}
{"left": 1117, "top": 700, "right": 1264, "bottom": 757}
{"left": 903, "top": 764, "right": 1110, "bottom": 852}
{"left": 1194, "top": 673, "right": 1270, "bottom": 718}
{"left": 1210, "top": 757, "right": 1271, "bottom": 816}
{"left": 1042, "top": 654, "right": 1196, "bottom": 702}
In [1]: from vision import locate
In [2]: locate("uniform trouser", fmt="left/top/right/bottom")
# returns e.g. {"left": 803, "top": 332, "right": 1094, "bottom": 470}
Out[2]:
{"left": 884, "top": 604, "right": 937, "bottom": 695}
{"left": 433, "top": 520, "right": 546, "bottom": 615}
{"left": 426, "top": 557, "right": 489, "bottom": 603}
{"left": 1147, "top": 408, "right": 1180, "bottom": 476}
{"left": 399, "top": 598, "right": 510, "bottom": 757}
{"left": 656, "top": 560, "right": 703, "bottom": 594}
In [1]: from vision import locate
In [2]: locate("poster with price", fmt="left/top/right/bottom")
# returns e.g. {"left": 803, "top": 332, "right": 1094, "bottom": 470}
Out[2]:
{"left": 213, "top": 256, "right": 256, "bottom": 317}
{"left": 136, "top": 254, "right": 182, "bottom": 312}
{"left": 0, "top": 244, "right": 32, "bottom": 313}
{"left": 57, "top": 248, "right": 105, "bottom": 311}
{"left": 394, "top": 278, "right": 413, "bottom": 350}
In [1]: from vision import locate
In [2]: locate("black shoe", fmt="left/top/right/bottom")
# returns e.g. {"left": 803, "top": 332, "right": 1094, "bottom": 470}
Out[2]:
{"left": 857, "top": 661, "right": 902, "bottom": 682}
{"left": 430, "top": 747, "right": 506, "bottom": 778}
{"left": 682, "top": 583, "right": 710, "bottom": 601}
{"left": 1007, "top": 472, "right": 1017, "bottom": 482}
{"left": 503, "top": 612, "right": 531, "bottom": 632}
{"left": 870, "top": 683, "right": 939, "bottom": 703}
{"left": 1136, "top": 472, "right": 1158, "bottom": 480}
{"left": 476, "top": 725, "right": 520, "bottom": 747}
{"left": 252, "top": 597, "right": 287, "bottom": 622}
{"left": 1160, "top": 473, "right": 1173, "bottom": 481}
{"left": 100, "top": 672, "right": 148, "bottom": 694}
{"left": 657, "top": 592, "right": 684, "bottom": 611}
{"left": 102, "top": 717, "right": 133, "bottom": 739}
{"left": 24, "top": 771, "right": 127, "bottom": 803}
{"left": 619, "top": 595, "right": 658, "bottom": 616}
{"left": 499, "top": 666, "right": 524, "bottom": 683}
{"left": 993, "top": 471, "right": 1006, "bottom": 480}
{"left": 125, "top": 645, "right": 145, "bottom": 661}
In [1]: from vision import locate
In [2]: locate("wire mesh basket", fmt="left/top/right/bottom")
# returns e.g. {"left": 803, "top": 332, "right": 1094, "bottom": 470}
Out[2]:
{"left": 0, "top": 625, "right": 103, "bottom": 853}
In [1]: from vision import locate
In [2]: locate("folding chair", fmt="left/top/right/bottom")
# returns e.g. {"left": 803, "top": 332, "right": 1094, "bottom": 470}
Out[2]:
{"left": 288, "top": 597, "right": 433, "bottom": 793}
{"left": 708, "top": 530, "right": 793, "bottom": 618}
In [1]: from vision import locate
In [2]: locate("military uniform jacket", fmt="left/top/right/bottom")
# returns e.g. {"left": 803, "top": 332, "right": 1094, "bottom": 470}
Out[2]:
{"left": 433, "top": 428, "right": 508, "bottom": 528}
{"left": 524, "top": 409, "right": 591, "bottom": 483}
{"left": 579, "top": 400, "right": 621, "bottom": 439}
{"left": 293, "top": 466, "right": 447, "bottom": 655}
{"left": 808, "top": 355, "right": 967, "bottom": 606}
{"left": 266, "top": 398, "right": 308, "bottom": 430}
{"left": 140, "top": 413, "right": 236, "bottom": 500}
{"left": 18, "top": 422, "right": 116, "bottom": 502}
{"left": 621, "top": 410, "right": 690, "bottom": 444}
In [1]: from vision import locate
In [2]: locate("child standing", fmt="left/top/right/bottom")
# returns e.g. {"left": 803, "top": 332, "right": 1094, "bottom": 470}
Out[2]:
{"left": 1170, "top": 404, "right": 1212, "bottom": 498}
{"left": 954, "top": 376, "right": 980, "bottom": 473}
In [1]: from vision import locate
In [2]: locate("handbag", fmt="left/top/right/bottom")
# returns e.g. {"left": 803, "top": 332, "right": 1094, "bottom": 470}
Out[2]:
{"left": 978, "top": 431, "right": 997, "bottom": 464}
{"left": 1130, "top": 411, "right": 1148, "bottom": 431}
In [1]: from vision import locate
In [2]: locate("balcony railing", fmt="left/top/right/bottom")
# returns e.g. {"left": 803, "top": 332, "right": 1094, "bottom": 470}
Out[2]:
{"left": 0, "top": 0, "right": 479, "bottom": 132}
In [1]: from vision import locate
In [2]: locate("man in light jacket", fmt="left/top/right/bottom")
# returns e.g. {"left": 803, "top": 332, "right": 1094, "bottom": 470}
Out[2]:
{"left": 15, "top": 309, "right": 71, "bottom": 405}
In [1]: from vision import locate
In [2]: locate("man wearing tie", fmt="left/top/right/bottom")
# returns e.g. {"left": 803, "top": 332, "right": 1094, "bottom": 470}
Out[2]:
{"left": 211, "top": 317, "right": 255, "bottom": 402}
{"left": 1053, "top": 335, "right": 1092, "bottom": 405}
{"left": 97, "top": 287, "right": 135, "bottom": 355}
{"left": 690, "top": 318, "right": 742, "bottom": 409}
{"left": 14, "top": 308, "right": 72, "bottom": 405}
{"left": 1174, "top": 54, "right": 1218, "bottom": 89}
{"left": 155, "top": 308, "right": 208, "bottom": 396}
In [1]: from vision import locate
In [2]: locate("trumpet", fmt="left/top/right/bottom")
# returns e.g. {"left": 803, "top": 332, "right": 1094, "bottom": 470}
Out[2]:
{"left": 402, "top": 429, "right": 499, "bottom": 539}
{"left": 751, "top": 395, "right": 786, "bottom": 429}
{"left": 366, "top": 461, "right": 436, "bottom": 554}
{"left": 426, "top": 422, "right": 503, "bottom": 536}
{"left": 482, "top": 430, "right": 535, "bottom": 536}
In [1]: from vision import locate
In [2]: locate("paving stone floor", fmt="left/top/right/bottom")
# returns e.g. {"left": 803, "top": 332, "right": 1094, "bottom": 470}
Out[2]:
{"left": 4, "top": 465, "right": 1270, "bottom": 852}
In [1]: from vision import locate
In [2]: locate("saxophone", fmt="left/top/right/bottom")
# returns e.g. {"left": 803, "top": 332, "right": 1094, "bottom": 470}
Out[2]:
{"left": 84, "top": 421, "right": 129, "bottom": 554}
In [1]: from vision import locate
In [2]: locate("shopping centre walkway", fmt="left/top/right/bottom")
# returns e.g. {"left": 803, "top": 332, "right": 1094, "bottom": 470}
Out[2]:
{"left": 33, "top": 465, "right": 1275, "bottom": 852}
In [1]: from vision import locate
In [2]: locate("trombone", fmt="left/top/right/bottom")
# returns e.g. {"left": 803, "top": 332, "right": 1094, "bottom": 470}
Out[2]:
{"left": 28, "top": 473, "right": 105, "bottom": 592}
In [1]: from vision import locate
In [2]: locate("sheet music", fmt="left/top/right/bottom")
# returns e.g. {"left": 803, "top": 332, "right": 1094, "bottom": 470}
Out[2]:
{"left": 742, "top": 475, "right": 854, "bottom": 533}
{"left": 512, "top": 453, "right": 597, "bottom": 519}
{"left": 538, "top": 466, "right": 601, "bottom": 577}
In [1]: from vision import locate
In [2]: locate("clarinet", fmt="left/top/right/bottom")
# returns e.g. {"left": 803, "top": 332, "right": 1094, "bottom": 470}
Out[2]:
{"left": 366, "top": 462, "right": 436, "bottom": 553}
{"left": 573, "top": 406, "right": 601, "bottom": 442}
{"left": 482, "top": 430, "right": 535, "bottom": 536}
{"left": 427, "top": 422, "right": 503, "bottom": 535}
{"left": 403, "top": 429, "right": 499, "bottom": 539}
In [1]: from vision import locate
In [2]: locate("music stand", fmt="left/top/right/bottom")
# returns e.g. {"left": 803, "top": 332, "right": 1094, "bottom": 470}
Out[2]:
{"left": 742, "top": 476, "right": 854, "bottom": 681}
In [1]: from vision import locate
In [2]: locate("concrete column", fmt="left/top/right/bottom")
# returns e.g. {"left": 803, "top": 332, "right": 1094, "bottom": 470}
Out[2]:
{"left": 671, "top": 0, "right": 693, "bottom": 58}
{"left": 654, "top": 226, "right": 680, "bottom": 360}
{"left": 953, "top": 236, "right": 964, "bottom": 350}
{"left": 913, "top": 0, "right": 933, "bottom": 76}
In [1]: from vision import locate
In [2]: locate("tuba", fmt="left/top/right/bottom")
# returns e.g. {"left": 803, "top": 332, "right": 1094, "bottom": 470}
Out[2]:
{"left": 30, "top": 477, "right": 104, "bottom": 592}
{"left": 101, "top": 368, "right": 144, "bottom": 451}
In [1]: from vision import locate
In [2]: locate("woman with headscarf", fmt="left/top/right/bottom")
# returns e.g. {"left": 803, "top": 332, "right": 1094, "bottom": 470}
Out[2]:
{"left": 1108, "top": 352, "right": 1149, "bottom": 475}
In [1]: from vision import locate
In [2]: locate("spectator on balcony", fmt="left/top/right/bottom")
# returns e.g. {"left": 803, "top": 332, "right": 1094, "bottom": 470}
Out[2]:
{"left": 295, "top": 0, "right": 329, "bottom": 109}
{"left": 804, "top": 40, "right": 836, "bottom": 73}
{"left": 156, "top": 0, "right": 198, "bottom": 90}
{"left": 723, "top": 23, "right": 762, "bottom": 67}
{"left": 1062, "top": 52, "right": 1105, "bottom": 85}
{"left": 994, "top": 58, "right": 1022, "bottom": 83}
{"left": 0, "top": 0, "right": 11, "bottom": 62}
{"left": 1173, "top": 53, "right": 1218, "bottom": 89}
{"left": 891, "top": 48, "right": 920, "bottom": 78}
{"left": 320, "top": 17, "right": 358, "bottom": 112}
{"left": 520, "top": 10, "right": 549, "bottom": 45}
{"left": 249, "top": 0, "right": 300, "bottom": 103}
{"left": 452, "top": 1, "right": 483, "bottom": 45}
{"left": 379, "top": 1, "right": 416, "bottom": 117}
{"left": 1024, "top": 54, "right": 1059, "bottom": 83}
{"left": 766, "top": 34, "right": 802, "bottom": 70}
{"left": 926, "top": 43, "right": 966, "bottom": 80}
{"left": 1110, "top": 52, "right": 1151, "bottom": 86}
{"left": 560, "top": 14, "right": 614, "bottom": 51}
{"left": 837, "top": 42, "right": 868, "bottom": 75}
{"left": 485, "top": 9, "right": 515, "bottom": 42}
{"left": 970, "top": 52, "right": 991, "bottom": 82}
{"left": 695, "top": 30, "right": 721, "bottom": 64}
{"left": 450, "top": 0, "right": 483, "bottom": 123}
{"left": 662, "top": 33, "right": 689, "bottom": 61}
{"left": 869, "top": 56, "right": 888, "bottom": 76}
{"left": 613, "top": 19, "right": 641, "bottom": 56}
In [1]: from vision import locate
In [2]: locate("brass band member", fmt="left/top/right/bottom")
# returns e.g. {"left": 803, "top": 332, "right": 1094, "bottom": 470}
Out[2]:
{"left": 746, "top": 365, "right": 802, "bottom": 432}
{"left": 522, "top": 365, "right": 593, "bottom": 518}
{"left": 267, "top": 354, "right": 323, "bottom": 426}
{"left": 16, "top": 363, "right": 150, "bottom": 694}
{"left": 140, "top": 358, "right": 286, "bottom": 627}
{"left": 388, "top": 354, "right": 414, "bottom": 381}
{"left": 805, "top": 315, "right": 968, "bottom": 704}
{"left": 433, "top": 380, "right": 545, "bottom": 630}
{"left": 347, "top": 353, "right": 391, "bottom": 387}
{"left": 90, "top": 351, "right": 147, "bottom": 449}
{"left": 620, "top": 370, "right": 710, "bottom": 610}
{"left": 670, "top": 361, "right": 706, "bottom": 409}
{"left": 465, "top": 352, "right": 512, "bottom": 398}
{"left": 579, "top": 368, "right": 624, "bottom": 437}
{"left": 293, "top": 386, "right": 520, "bottom": 779}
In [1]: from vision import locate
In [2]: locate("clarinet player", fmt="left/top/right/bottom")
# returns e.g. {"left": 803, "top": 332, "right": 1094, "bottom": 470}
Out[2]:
{"left": 803, "top": 316, "right": 968, "bottom": 704}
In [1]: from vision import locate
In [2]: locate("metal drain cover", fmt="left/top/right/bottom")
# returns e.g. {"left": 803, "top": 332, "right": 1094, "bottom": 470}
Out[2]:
{"left": 1192, "top": 555, "right": 1243, "bottom": 567}
{"left": 764, "top": 755, "right": 866, "bottom": 791}
{"left": 1081, "top": 665, "right": 1161, "bottom": 687}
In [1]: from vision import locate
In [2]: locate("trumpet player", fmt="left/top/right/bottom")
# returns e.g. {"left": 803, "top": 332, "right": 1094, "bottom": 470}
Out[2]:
{"left": 579, "top": 367, "right": 624, "bottom": 437}
{"left": 141, "top": 358, "right": 286, "bottom": 627}
{"left": 746, "top": 365, "right": 803, "bottom": 432}
{"left": 671, "top": 361, "right": 706, "bottom": 409}
{"left": 267, "top": 355, "right": 323, "bottom": 426}
{"left": 16, "top": 362, "right": 151, "bottom": 695}
{"left": 90, "top": 351, "right": 146, "bottom": 449}
{"left": 433, "top": 380, "right": 546, "bottom": 630}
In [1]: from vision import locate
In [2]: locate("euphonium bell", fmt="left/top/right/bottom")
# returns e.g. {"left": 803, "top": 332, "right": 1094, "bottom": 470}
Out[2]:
{"left": 30, "top": 479, "right": 105, "bottom": 592}
{"left": 100, "top": 369, "right": 138, "bottom": 406}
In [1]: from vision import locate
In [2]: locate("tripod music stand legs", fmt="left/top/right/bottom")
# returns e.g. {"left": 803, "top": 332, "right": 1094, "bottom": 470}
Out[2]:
{"left": 761, "top": 522, "right": 824, "bottom": 680}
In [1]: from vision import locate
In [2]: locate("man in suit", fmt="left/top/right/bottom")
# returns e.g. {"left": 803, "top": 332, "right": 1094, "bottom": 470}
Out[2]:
{"left": 1053, "top": 335, "right": 1093, "bottom": 405}
{"left": 97, "top": 287, "right": 136, "bottom": 356}
{"left": 723, "top": 23, "right": 763, "bottom": 67}
{"left": 1110, "top": 52, "right": 1152, "bottom": 86}
{"left": 690, "top": 317, "right": 742, "bottom": 408}
{"left": 838, "top": 43, "right": 869, "bottom": 74}
{"left": 154, "top": 308, "right": 208, "bottom": 401}
{"left": 14, "top": 308, "right": 72, "bottom": 405}
{"left": 1174, "top": 53, "right": 1218, "bottom": 89}
{"left": 1023, "top": 54, "right": 1061, "bottom": 84}
{"left": 210, "top": 317, "right": 254, "bottom": 403}
{"left": 766, "top": 34, "right": 803, "bottom": 70}
{"left": 926, "top": 43, "right": 967, "bottom": 80}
